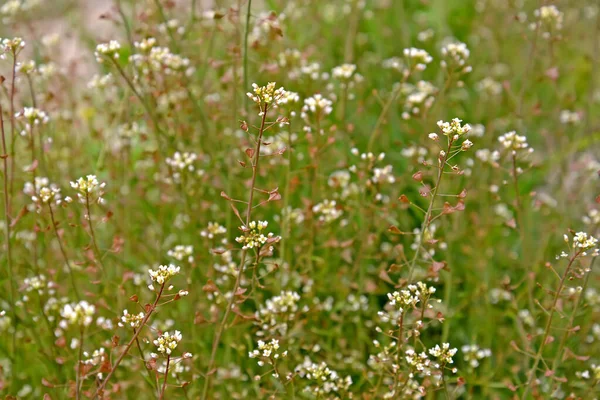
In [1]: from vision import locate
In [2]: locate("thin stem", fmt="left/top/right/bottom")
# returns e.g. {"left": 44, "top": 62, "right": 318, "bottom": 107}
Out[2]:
{"left": 407, "top": 139, "right": 452, "bottom": 282}
{"left": 550, "top": 258, "right": 595, "bottom": 372}
{"left": 243, "top": 0, "right": 252, "bottom": 116}
{"left": 109, "top": 58, "right": 165, "bottom": 143}
{"left": 48, "top": 203, "right": 81, "bottom": 300}
{"left": 159, "top": 355, "right": 170, "bottom": 399}
{"left": 92, "top": 283, "right": 165, "bottom": 398}
{"left": 8, "top": 53, "right": 17, "bottom": 209}
{"left": 521, "top": 251, "right": 581, "bottom": 399}
{"left": 0, "top": 93, "right": 16, "bottom": 356}
{"left": 134, "top": 332, "right": 158, "bottom": 394}
{"left": 76, "top": 327, "right": 85, "bottom": 400}
{"left": 86, "top": 194, "right": 105, "bottom": 272}
{"left": 201, "top": 102, "right": 268, "bottom": 400}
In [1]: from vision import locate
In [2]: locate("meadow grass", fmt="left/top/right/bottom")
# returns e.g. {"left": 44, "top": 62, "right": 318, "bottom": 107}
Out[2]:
{"left": 0, "top": 0, "right": 599, "bottom": 398}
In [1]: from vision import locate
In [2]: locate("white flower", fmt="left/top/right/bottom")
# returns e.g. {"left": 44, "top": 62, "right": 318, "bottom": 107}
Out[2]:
{"left": 153, "top": 330, "right": 183, "bottom": 355}
{"left": 235, "top": 220, "right": 280, "bottom": 250}
{"left": 61, "top": 301, "right": 95, "bottom": 327}
{"left": 70, "top": 175, "right": 106, "bottom": 204}
{"left": 95, "top": 40, "right": 121, "bottom": 63}
{"left": 148, "top": 264, "right": 181, "bottom": 285}
{"left": 119, "top": 309, "right": 144, "bottom": 329}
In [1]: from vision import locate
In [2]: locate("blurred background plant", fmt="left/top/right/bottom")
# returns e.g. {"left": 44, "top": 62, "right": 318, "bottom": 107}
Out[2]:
{"left": 0, "top": 0, "right": 599, "bottom": 398}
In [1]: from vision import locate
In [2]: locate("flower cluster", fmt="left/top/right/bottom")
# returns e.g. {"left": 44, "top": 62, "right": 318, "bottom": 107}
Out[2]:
{"left": 235, "top": 221, "right": 280, "bottom": 250}
{"left": 130, "top": 41, "right": 194, "bottom": 76}
{"left": 148, "top": 264, "right": 181, "bottom": 285}
{"left": 572, "top": 232, "right": 598, "bottom": 251}
{"left": 301, "top": 94, "right": 333, "bottom": 119}
{"left": 23, "top": 274, "right": 53, "bottom": 295}
{"left": 461, "top": 344, "right": 491, "bottom": 368}
{"left": 532, "top": 5, "right": 563, "bottom": 39}
{"left": 248, "top": 339, "right": 287, "bottom": 366}
{"left": 403, "top": 47, "right": 433, "bottom": 71}
{"left": 498, "top": 131, "right": 532, "bottom": 153}
{"left": 295, "top": 359, "right": 353, "bottom": 397}
{"left": 94, "top": 40, "right": 121, "bottom": 63}
{"left": 167, "top": 245, "right": 194, "bottom": 262}
{"left": 429, "top": 343, "right": 458, "bottom": 365}
{"left": 401, "top": 80, "right": 437, "bottom": 119}
{"left": 153, "top": 330, "right": 182, "bottom": 355}
{"left": 331, "top": 63, "right": 356, "bottom": 80}
{"left": 200, "top": 222, "right": 227, "bottom": 239}
{"left": 165, "top": 151, "right": 199, "bottom": 183}
{"left": 70, "top": 175, "right": 106, "bottom": 205}
{"left": 576, "top": 364, "right": 600, "bottom": 381}
{"left": 246, "top": 82, "right": 288, "bottom": 108}
{"left": 24, "top": 177, "right": 71, "bottom": 210}
{"left": 436, "top": 118, "right": 471, "bottom": 137}
{"left": 559, "top": 110, "right": 581, "bottom": 125}
{"left": 312, "top": 200, "right": 342, "bottom": 223}
{"left": 15, "top": 107, "right": 49, "bottom": 135}
{"left": 0, "top": 37, "right": 25, "bottom": 58}
{"left": 60, "top": 301, "right": 95, "bottom": 327}
{"left": 118, "top": 309, "right": 144, "bottom": 329}
{"left": 441, "top": 42, "right": 471, "bottom": 73}
{"left": 256, "top": 291, "right": 304, "bottom": 336}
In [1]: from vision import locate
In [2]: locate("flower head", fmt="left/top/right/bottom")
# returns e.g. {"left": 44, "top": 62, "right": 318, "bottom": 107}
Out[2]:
{"left": 70, "top": 175, "right": 106, "bottom": 204}
{"left": 148, "top": 264, "right": 181, "bottom": 285}
{"left": 61, "top": 301, "right": 95, "bottom": 327}
{"left": 153, "top": 330, "right": 182, "bottom": 355}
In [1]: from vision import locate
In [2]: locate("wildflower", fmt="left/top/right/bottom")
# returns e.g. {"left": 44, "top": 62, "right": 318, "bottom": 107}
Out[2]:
{"left": 332, "top": 63, "right": 357, "bottom": 79}
{"left": 235, "top": 221, "right": 280, "bottom": 250}
{"left": 246, "top": 82, "right": 288, "bottom": 108}
{"left": 0, "top": 37, "right": 25, "bottom": 58}
{"left": 248, "top": 339, "right": 287, "bottom": 366}
{"left": 302, "top": 94, "right": 333, "bottom": 117}
{"left": 153, "top": 330, "right": 182, "bottom": 355}
{"left": 70, "top": 175, "right": 106, "bottom": 205}
{"left": 87, "top": 73, "right": 113, "bottom": 90}
{"left": 461, "top": 345, "right": 491, "bottom": 368}
{"left": 94, "top": 40, "right": 121, "bottom": 63}
{"left": 23, "top": 274, "right": 53, "bottom": 295}
{"left": 256, "top": 291, "right": 303, "bottom": 336}
{"left": 405, "top": 349, "right": 432, "bottom": 375}
{"left": 16, "top": 60, "right": 36, "bottom": 75}
{"left": 371, "top": 165, "right": 395, "bottom": 185}
{"left": 166, "top": 151, "right": 197, "bottom": 171}
{"left": 437, "top": 118, "right": 471, "bottom": 137}
{"left": 403, "top": 47, "right": 433, "bottom": 71}
{"left": 24, "top": 177, "right": 71, "bottom": 210}
{"left": 441, "top": 42, "right": 471, "bottom": 73}
{"left": 532, "top": 5, "right": 563, "bottom": 38}
{"left": 148, "top": 264, "right": 181, "bottom": 285}
{"left": 15, "top": 107, "right": 50, "bottom": 135}
{"left": 461, "top": 139, "right": 473, "bottom": 150}
{"left": 559, "top": 110, "right": 581, "bottom": 125}
{"left": 573, "top": 232, "right": 598, "bottom": 251}
{"left": 402, "top": 81, "right": 437, "bottom": 118}
{"left": 200, "top": 222, "right": 227, "bottom": 239}
{"left": 428, "top": 343, "right": 458, "bottom": 365}
{"left": 167, "top": 245, "right": 194, "bottom": 262}
{"left": 119, "top": 309, "right": 144, "bottom": 329}
{"left": 498, "top": 131, "right": 531, "bottom": 152}
{"left": 476, "top": 77, "right": 503, "bottom": 96}
{"left": 328, "top": 170, "right": 351, "bottom": 189}
{"left": 312, "top": 200, "right": 342, "bottom": 223}
{"left": 295, "top": 359, "right": 353, "bottom": 396}
{"left": 60, "top": 301, "right": 95, "bottom": 327}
